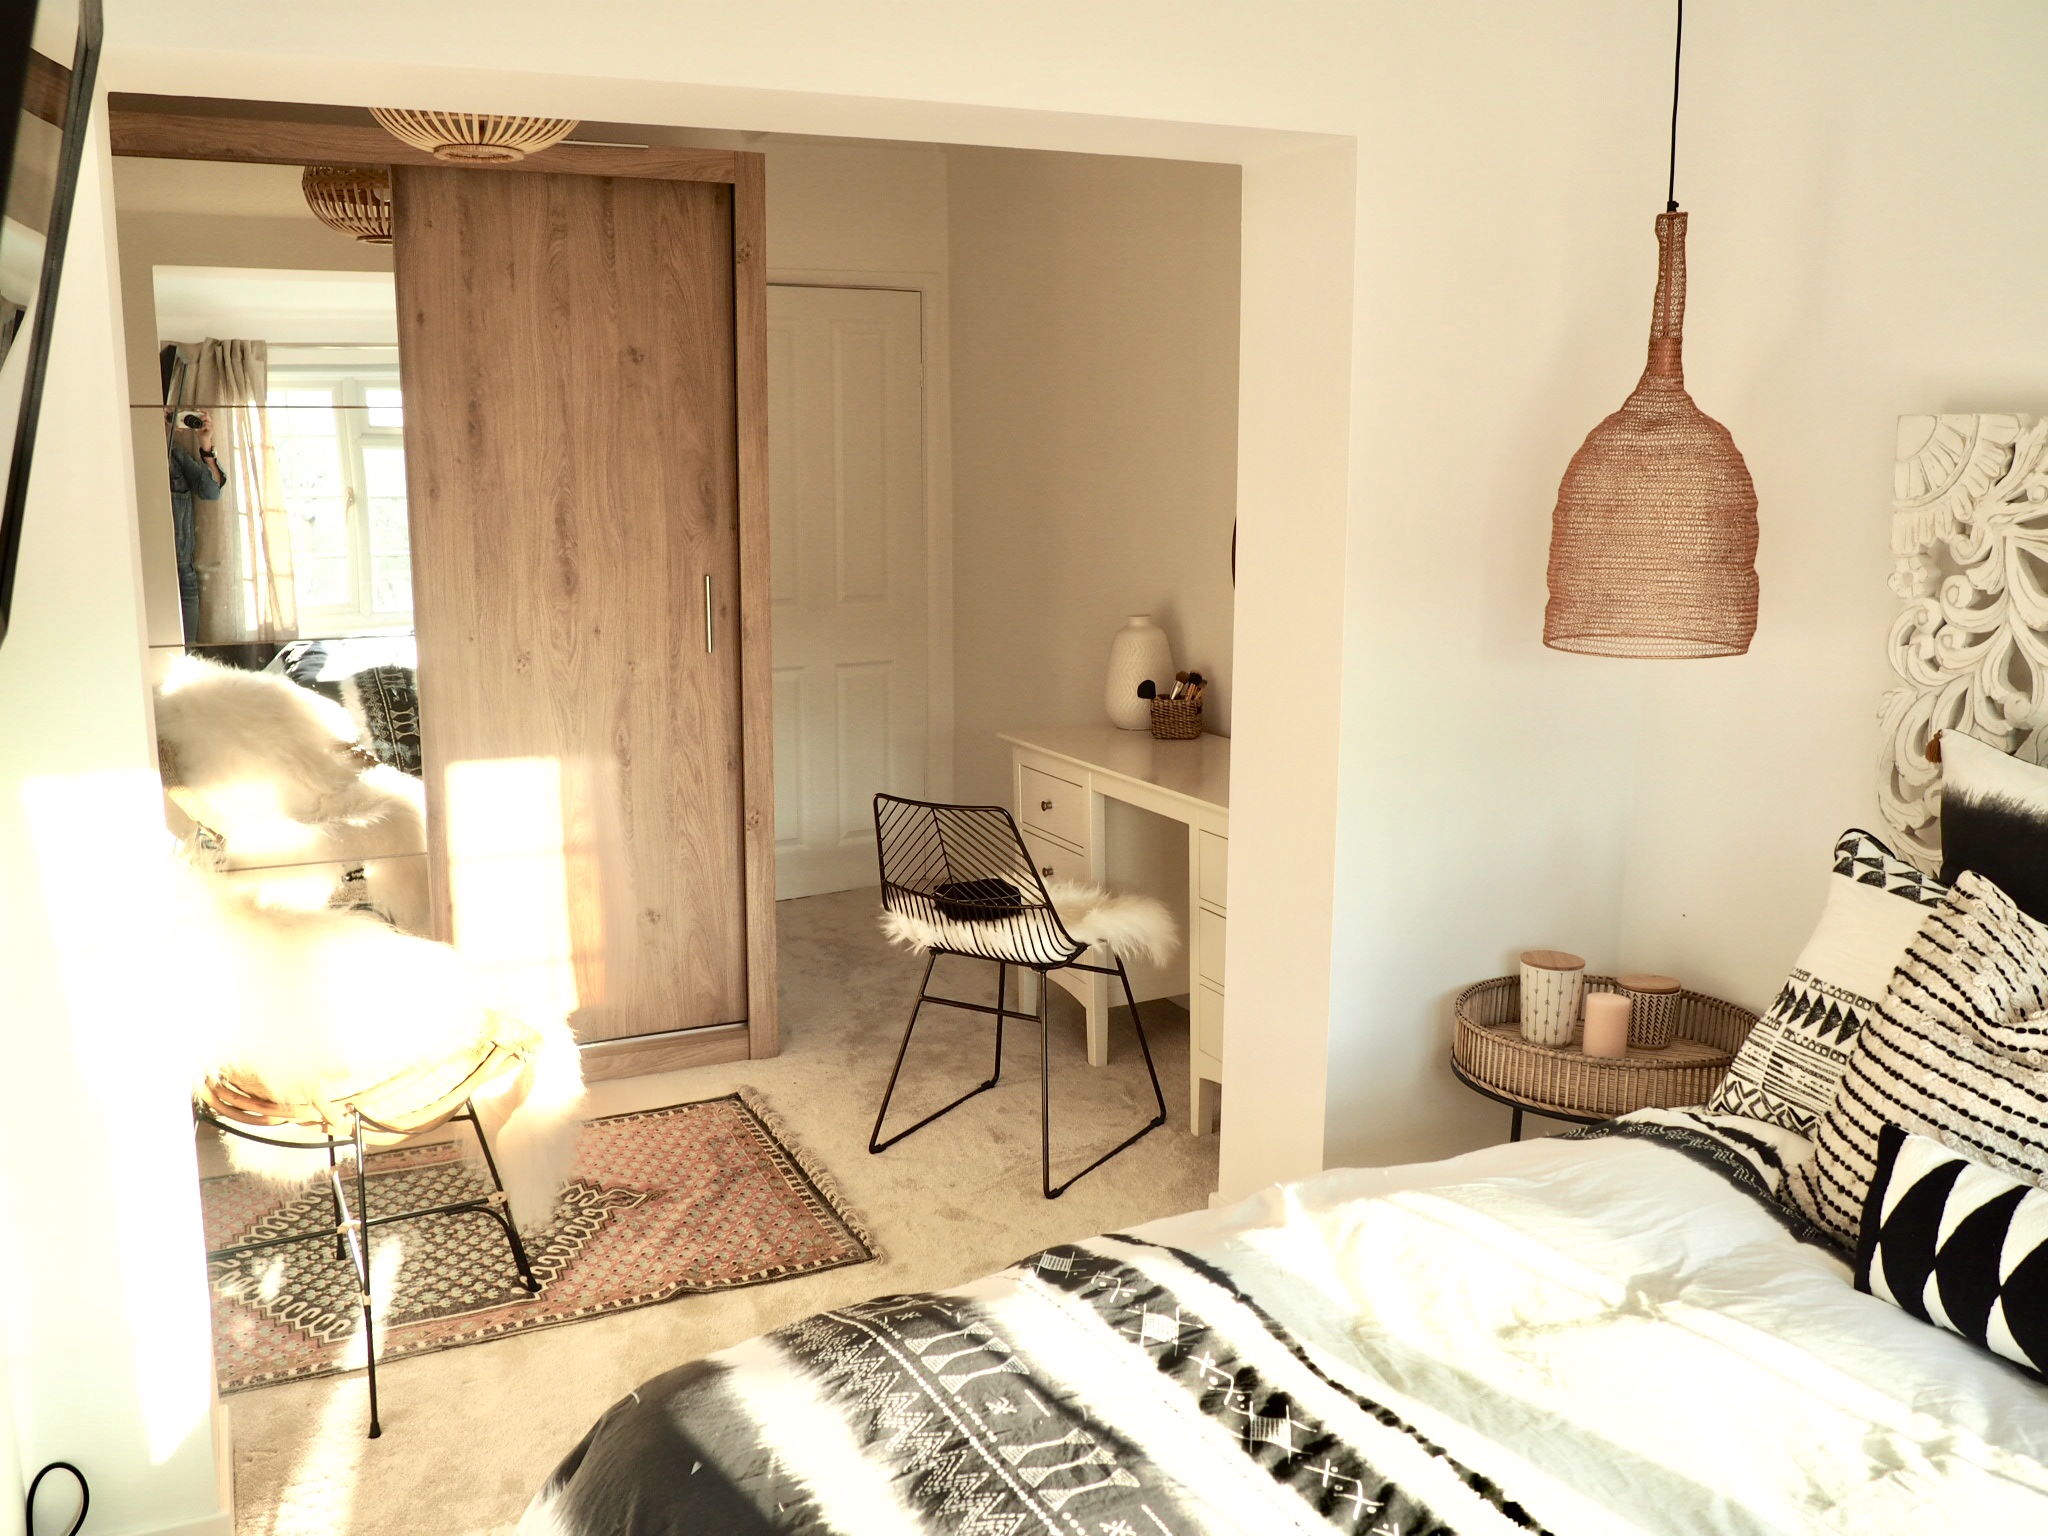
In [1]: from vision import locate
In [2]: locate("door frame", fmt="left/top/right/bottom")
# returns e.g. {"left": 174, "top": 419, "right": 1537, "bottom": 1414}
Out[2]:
{"left": 766, "top": 267, "right": 955, "bottom": 808}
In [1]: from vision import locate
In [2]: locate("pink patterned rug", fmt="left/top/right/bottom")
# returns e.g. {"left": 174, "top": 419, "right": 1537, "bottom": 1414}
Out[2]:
{"left": 199, "top": 1091, "right": 877, "bottom": 1392}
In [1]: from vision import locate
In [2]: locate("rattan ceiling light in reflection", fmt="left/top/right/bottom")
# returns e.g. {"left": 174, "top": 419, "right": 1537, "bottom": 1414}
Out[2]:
{"left": 369, "top": 108, "right": 580, "bottom": 163}
{"left": 1543, "top": 0, "right": 1758, "bottom": 659}
{"left": 301, "top": 165, "right": 392, "bottom": 244}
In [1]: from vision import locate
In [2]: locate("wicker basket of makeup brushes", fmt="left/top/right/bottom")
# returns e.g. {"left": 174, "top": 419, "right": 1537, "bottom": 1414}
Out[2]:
{"left": 1149, "top": 699, "right": 1203, "bottom": 740}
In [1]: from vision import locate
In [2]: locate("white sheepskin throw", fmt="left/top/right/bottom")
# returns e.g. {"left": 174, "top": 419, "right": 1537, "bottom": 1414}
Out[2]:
{"left": 176, "top": 867, "right": 584, "bottom": 1232}
{"left": 155, "top": 655, "right": 430, "bottom": 933}
{"left": 878, "top": 878, "right": 1178, "bottom": 967}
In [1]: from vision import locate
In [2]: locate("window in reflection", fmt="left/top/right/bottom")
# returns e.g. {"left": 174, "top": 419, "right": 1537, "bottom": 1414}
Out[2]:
{"left": 267, "top": 368, "right": 411, "bottom": 629}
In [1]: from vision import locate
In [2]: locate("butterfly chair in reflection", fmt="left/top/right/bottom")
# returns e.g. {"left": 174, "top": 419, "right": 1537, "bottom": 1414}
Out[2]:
{"left": 197, "top": 1020, "right": 564, "bottom": 1439}
{"left": 870, "top": 794, "right": 1174, "bottom": 1198}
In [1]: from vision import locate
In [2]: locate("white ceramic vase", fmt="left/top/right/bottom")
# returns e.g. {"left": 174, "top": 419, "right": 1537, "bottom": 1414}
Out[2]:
{"left": 1105, "top": 615, "right": 1173, "bottom": 730}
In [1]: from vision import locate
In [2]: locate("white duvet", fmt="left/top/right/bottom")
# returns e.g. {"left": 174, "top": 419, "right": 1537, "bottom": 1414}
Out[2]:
{"left": 1141, "top": 1113, "right": 2048, "bottom": 1535}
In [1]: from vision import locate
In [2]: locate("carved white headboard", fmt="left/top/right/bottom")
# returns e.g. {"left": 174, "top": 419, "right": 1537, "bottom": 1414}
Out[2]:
{"left": 1881, "top": 413, "right": 2048, "bottom": 871}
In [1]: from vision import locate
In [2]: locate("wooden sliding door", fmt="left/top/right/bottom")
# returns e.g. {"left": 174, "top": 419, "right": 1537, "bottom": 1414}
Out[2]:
{"left": 393, "top": 166, "right": 763, "bottom": 1056}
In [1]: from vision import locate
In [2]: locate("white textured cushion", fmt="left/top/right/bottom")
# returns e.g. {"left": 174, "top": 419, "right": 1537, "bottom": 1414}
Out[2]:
{"left": 1790, "top": 872, "right": 2048, "bottom": 1248}
{"left": 1708, "top": 830, "right": 1945, "bottom": 1135}
{"left": 879, "top": 879, "right": 1178, "bottom": 967}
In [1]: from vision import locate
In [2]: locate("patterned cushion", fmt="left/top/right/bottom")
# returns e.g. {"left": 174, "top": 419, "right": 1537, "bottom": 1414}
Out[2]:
{"left": 1789, "top": 872, "right": 2048, "bottom": 1247}
{"left": 1856, "top": 1121, "right": 2048, "bottom": 1380}
{"left": 1707, "top": 830, "right": 1945, "bottom": 1135}
{"left": 1940, "top": 728, "right": 2048, "bottom": 923}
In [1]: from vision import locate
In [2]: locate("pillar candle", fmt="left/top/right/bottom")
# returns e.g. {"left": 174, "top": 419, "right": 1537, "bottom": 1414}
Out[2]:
{"left": 1583, "top": 992, "right": 1631, "bottom": 1058}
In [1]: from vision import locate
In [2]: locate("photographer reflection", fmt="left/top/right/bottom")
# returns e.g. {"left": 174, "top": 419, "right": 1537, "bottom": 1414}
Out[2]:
{"left": 167, "top": 406, "right": 225, "bottom": 641}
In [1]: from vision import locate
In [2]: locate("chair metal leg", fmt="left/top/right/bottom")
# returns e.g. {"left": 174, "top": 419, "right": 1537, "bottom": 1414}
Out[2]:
{"left": 993, "top": 962, "right": 1008, "bottom": 1083}
{"left": 337, "top": 1112, "right": 381, "bottom": 1439}
{"left": 1040, "top": 958, "right": 1170, "bottom": 1200}
{"left": 1039, "top": 975, "right": 1055, "bottom": 1196}
{"left": 462, "top": 1100, "right": 541, "bottom": 1294}
{"left": 1113, "top": 958, "right": 1171, "bottom": 1130}
{"left": 872, "top": 954, "right": 1015, "bottom": 1153}
{"left": 327, "top": 1142, "right": 346, "bottom": 1260}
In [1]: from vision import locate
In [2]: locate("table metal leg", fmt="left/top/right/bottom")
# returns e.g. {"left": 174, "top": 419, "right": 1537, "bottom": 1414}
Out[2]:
{"left": 1510, "top": 1106, "right": 1523, "bottom": 1143}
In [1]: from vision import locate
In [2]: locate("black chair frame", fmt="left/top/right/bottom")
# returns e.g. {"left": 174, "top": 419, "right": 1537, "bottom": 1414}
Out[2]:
{"left": 869, "top": 794, "right": 1169, "bottom": 1199}
{"left": 196, "top": 1094, "right": 540, "bottom": 1439}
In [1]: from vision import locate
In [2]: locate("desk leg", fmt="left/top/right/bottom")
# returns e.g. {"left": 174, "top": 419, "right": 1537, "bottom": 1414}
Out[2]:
{"left": 1085, "top": 786, "right": 1111, "bottom": 1067}
{"left": 1191, "top": 1073, "right": 1220, "bottom": 1136}
{"left": 1084, "top": 973, "right": 1109, "bottom": 1067}
{"left": 1019, "top": 969, "right": 1110, "bottom": 1066}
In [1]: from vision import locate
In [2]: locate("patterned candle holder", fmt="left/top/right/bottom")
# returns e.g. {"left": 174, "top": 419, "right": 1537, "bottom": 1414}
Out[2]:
{"left": 1519, "top": 950, "right": 1585, "bottom": 1047}
{"left": 1619, "top": 973, "right": 1682, "bottom": 1050}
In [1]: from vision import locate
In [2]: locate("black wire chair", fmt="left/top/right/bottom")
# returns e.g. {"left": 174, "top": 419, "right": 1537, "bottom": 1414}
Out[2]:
{"left": 870, "top": 793, "right": 1168, "bottom": 1198}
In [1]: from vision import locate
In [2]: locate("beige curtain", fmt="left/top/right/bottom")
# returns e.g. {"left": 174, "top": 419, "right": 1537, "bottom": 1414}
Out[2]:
{"left": 166, "top": 339, "right": 298, "bottom": 644}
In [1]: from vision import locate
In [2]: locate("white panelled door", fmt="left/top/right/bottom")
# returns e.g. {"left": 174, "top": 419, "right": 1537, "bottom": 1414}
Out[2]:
{"left": 768, "top": 285, "right": 929, "bottom": 898}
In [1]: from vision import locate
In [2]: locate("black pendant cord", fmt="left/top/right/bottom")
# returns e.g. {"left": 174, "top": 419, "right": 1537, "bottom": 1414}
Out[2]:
{"left": 1666, "top": 0, "right": 1684, "bottom": 211}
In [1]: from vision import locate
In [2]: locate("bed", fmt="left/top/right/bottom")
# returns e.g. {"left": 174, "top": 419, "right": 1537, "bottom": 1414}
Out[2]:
{"left": 520, "top": 1108, "right": 2048, "bottom": 1534}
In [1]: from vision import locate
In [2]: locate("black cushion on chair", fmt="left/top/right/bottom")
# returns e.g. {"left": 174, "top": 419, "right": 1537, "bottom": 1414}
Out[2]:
{"left": 933, "top": 878, "right": 1023, "bottom": 922}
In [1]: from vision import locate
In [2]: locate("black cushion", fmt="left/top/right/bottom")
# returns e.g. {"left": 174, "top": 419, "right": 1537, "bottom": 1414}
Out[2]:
{"left": 933, "top": 879, "right": 1023, "bottom": 923}
{"left": 1855, "top": 1121, "right": 2048, "bottom": 1381}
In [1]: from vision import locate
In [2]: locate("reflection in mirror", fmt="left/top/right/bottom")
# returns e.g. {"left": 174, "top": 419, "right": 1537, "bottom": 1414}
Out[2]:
{"left": 0, "top": 4, "right": 76, "bottom": 421}
{"left": 0, "top": 0, "right": 92, "bottom": 650}
{"left": 150, "top": 268, "right": 407, "bottom": 645}
{"left": 119, "top": 213, "right": 427, "bottom": 930}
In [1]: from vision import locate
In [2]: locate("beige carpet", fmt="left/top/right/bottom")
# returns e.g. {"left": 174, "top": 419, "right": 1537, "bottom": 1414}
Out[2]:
{"left": 227, "top": 886, "right": 1220, "bottom": 1535}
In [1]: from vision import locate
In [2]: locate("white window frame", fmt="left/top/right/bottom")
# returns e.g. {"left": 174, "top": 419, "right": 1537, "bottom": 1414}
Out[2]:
{"left": 268, "top": 365, "right": 411, "bottom": 633}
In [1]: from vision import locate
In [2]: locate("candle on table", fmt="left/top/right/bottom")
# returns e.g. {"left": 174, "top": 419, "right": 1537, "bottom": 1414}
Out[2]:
{"left": 1583, "top": 992, "right": 1632, "bottom": 1058}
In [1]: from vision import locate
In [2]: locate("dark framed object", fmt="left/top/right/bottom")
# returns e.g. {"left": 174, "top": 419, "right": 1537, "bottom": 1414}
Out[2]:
{"left": 0, "top": 0, "right": 102, "bottom": 652}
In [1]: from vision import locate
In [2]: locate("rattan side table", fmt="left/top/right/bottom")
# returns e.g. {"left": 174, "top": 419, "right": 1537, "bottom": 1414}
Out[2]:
{"left": 1450, "top": 973, "right": 1758, "bottom": 1141}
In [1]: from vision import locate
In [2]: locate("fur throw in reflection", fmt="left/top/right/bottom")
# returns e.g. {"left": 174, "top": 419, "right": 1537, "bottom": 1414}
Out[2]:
{"left": 155, "top": 656, "right": 429, "bottom": 933}
{"left": 176, "top": 866, "right": 584, "bottom": 1231}
{"left": 879, "top": 878, "right": 1179, "bottom": 966}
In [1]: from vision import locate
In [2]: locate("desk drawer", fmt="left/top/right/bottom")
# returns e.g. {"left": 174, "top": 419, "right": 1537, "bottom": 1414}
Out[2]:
{"left": 1195, "top": 982, "right": 1225, "bottom": 1060}
{"left": 1020, "top": 764, "right": 1088, "bottom": 849}
{"left": 1196, "top": 908, "right": 1226, "bottom": 987}
{"left": 1023, "top": 829, "right": 1087, "bottom": 893}
{"left": 1197, "top": 830, "right": 1228, "bottom": 913}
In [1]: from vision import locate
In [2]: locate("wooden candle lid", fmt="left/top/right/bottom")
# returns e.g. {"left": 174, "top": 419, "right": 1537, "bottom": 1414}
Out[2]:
{"left": 1521, "top": 949, "right": 1585, "bottom": 971}
{"left": 1617, "top": 972, "right": 1681, "bottom": 993}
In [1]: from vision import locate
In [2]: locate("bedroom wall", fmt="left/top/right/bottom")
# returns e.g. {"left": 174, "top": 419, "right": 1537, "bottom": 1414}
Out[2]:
{"left": 30, "top": 13, "right": 2048, "bottom": 1520}
{"left": 1604, "top": 9, "right": 2048, "bottom": 1025}
{"left": 945, "top": 146, "right": 1241, "bottom": 806}
{"left": 0, "top": 109, "right": 230, "bottom": 1536}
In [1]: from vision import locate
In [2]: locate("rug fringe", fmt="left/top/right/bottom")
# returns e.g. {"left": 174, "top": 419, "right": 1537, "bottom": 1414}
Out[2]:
{"left": 736, "top": 1085, "right": 885, "bottom": 1265}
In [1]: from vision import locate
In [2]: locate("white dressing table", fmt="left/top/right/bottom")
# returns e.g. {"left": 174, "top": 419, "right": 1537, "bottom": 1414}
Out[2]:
{"left": 999, "top": 724, "right": 1229, "bottom": 1134}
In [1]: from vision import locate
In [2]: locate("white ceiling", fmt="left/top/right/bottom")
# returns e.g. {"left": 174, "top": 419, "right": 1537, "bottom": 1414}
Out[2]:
{"left": 151, "top": 265, "right": 397, "bottom": 344}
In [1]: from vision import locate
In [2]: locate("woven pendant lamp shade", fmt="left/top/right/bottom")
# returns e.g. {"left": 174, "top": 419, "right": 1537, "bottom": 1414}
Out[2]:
{"left": 301, "top": 165, "right": 392, "bottom": 245}
{"left": 1544, "top": 212, "right": 1758, "bottom": 657}
{"left": 368, "top": 108, "right": 579, "bottom": 163}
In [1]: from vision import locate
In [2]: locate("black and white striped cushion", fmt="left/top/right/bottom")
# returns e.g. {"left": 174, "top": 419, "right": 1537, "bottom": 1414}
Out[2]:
{"left": 1856, "top": 1121, "right": 2048, "bottom": 1380}
{"left": 1707, "top": 829, "right": 1945, "bottom": 1134}
{"left": 1790, "top": 872, "right": 2048, "bottom": 1247}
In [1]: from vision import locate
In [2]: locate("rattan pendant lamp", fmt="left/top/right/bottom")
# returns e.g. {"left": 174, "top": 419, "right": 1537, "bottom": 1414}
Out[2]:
{"left": 1544, "top": 0, "right": 1758, "bottom": 658}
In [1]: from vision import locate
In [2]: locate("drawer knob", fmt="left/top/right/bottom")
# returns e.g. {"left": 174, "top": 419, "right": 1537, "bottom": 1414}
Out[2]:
{"left": 1040, "top": 866, "right": 1053, "bottom": 877}
{"left": 1040, "top": 799, "right": 1054, "bottom": 811}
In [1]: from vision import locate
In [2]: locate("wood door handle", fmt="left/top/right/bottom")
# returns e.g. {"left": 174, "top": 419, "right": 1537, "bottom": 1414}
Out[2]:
{"left": 704, "top": 574, "right": 714, "bottom": 653}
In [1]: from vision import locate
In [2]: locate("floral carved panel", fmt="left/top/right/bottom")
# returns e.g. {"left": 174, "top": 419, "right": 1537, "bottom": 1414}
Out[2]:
{"left": 1881, "top": 413, "right": 2048, "bottom": 870}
